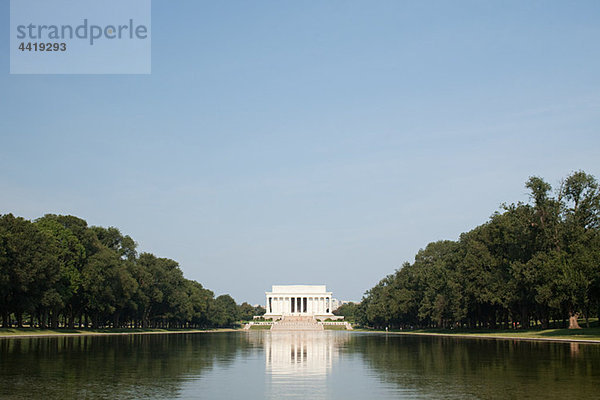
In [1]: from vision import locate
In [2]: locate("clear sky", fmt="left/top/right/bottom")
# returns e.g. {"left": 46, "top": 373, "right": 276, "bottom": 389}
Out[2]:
{"left": 1, "top": 1, "right": 599, "bottom": 305}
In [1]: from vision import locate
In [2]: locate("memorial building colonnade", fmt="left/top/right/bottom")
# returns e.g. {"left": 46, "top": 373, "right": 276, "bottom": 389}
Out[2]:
{"left": 264, "top": 285, "right": 335, "bottom": 318}
{"left": 267, "top": 295, "right": 332, "bottom": 314}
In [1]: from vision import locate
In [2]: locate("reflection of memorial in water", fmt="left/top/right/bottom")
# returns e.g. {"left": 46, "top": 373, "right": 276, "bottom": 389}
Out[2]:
{"left": 261, "top": 331, "right": 350, "bottom": 398}
{"left": 266, "top": 332, "right": 332, "bottom": 377}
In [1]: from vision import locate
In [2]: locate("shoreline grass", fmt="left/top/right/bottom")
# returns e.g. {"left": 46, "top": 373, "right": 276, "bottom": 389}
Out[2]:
{"left": 0, "top": 327, "right": 240, "bottom": 338}
{"left": 354, "top": 327, "right": 600, "bottom": 343}
{"left": 323, "top": 325, "right": 349, "bottom": 330}
{"left": 4, "top": 326, "right": 599, "bottom": 343}
{"left": 249, "top": 325, "right": 272, "bottom": 330}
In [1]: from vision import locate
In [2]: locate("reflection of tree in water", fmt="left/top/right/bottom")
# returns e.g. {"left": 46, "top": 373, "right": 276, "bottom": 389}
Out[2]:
{"left": 345, "top": 334, "right": 600, "bottom": 399}
{"left": 0, "top": 333, "right": 251, "bottom": 400}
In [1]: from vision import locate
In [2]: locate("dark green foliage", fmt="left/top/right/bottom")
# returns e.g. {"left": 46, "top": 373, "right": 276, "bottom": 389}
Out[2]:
{"left": 210, "top": 295, "right": 239, "bottom": 327}
{"left": 237, "top": 302, "right": 257, "bottom": 321}
{"left": 0, "top": 214, "right": 59, "bottom": 328}
{"left": 359, "top": 171, "right": 600, "bottom": 330}
{"left": 0, "top": 214, "right": 243, "bottom": 329}
{"left": 333, "top": 302, "right": 359, "bottom": 322}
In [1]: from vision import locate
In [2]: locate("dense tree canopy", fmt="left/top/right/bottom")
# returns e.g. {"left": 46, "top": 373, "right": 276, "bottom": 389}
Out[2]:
{"left": 359, "top": 171, "right": 600, "bottom": 330}
{"left": 0, "top": 214, "right": 251, "bottom": 329}
{"left": 333, "top": 302, "right": 360, "bottom": 322}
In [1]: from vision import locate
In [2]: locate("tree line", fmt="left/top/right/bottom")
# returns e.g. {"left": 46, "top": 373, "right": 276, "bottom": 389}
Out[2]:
{"left": 355, "top": 171, "right": 600, "bottom": 330}
{"left": 0, "top": 214, "right": 264, "bottom": 329}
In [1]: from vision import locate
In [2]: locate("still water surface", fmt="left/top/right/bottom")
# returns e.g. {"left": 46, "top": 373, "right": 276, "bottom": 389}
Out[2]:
{"left": 1, "top": 331, "right": 599, "bottom": 399}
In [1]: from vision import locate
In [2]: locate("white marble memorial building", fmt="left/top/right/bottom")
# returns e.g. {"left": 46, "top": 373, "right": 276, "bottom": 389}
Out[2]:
{"left": 264, "top": 285, "right": 336, "bottom": 320}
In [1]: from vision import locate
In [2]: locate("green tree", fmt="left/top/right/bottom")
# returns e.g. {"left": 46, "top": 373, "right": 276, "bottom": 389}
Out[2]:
{"left": 238, "top": 302, "right": 256, "bottom": 322}
{"left": 0, "top": 214, "right": 59, "bottom": 327}
{"left": 185, "top": 279, "right": 214, "bottom": 328}
{"left": 333, "top": 302, "right": 359, "bottom": 322}
{"left": 82, "top": 247, "right": 138, "bottom": 328}
{"left": 35, "top": 216, "right": 86, "bottom": 328}
{"left": 92, "top": 226, "right": 137, "bottom": 261}
{"left": 210, "top": 295, "right": 238, "bottom": 327}
{"left": 559, "top": 171, "right": 600, "bottom": 328}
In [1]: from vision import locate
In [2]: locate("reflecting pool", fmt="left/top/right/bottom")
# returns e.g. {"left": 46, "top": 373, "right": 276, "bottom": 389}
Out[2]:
{"left": 1, "top": 332, "right": 599, "bottom": 399}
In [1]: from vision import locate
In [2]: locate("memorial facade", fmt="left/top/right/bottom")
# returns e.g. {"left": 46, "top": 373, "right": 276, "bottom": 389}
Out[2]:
{"left": 264, "top": 285, "right": 336, "bottom": 320}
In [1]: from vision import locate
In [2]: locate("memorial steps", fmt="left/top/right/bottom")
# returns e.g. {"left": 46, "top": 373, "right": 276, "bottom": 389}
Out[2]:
{"left": 271, "top": 316, "right": 324, "bottom": 331}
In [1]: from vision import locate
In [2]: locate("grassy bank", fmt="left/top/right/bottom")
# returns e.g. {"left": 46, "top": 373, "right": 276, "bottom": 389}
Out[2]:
{"left": 7, "top": 326, "right": 597, "bottom": 342}
{"left": 355, "top": 327, "right": 600, "bottom": 343}
{"left": 323, "top": 325, "right": 349, "bottom": 330}
{"left": 0, "top": 327, "right": 239, "bottom": 338}
{"left": 249, "top": 325, "right": 272, "bottom": 330}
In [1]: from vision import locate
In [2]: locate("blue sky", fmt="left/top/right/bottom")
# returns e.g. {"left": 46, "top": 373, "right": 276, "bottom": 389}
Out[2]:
{"left": 1, "top": 1, "right": 599, "bottom": 304}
